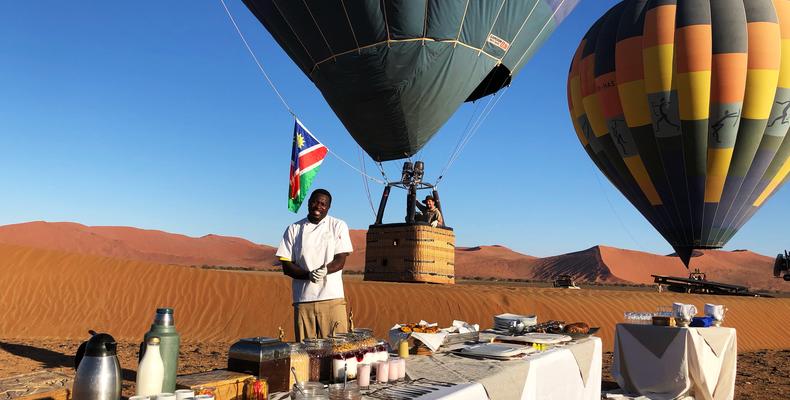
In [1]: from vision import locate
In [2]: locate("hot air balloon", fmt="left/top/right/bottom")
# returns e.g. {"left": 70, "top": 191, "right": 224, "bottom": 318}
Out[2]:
{"left": 243, "top": 0, "right": 579, "bottom": 161}
{"left": 567, "top": 0, "right": 790, "bottom": 267}
{"left": 244, "top": 0, "right": 579, "bottom": 283}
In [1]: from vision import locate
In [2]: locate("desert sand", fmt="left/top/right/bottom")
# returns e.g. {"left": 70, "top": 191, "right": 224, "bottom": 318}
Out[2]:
{"left": 1, "top": 242, "right": 788, "bottom": 353}
{"left": 0, "top": 339, "right": 788, "bottom": 400}
{"left": 1, "top": 229, "right": 789, "bottom": 399}
{"left": 0, "top": 221, "right": 785, "bottom": 291}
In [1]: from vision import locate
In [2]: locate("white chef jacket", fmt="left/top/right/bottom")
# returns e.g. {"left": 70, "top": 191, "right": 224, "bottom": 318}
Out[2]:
{"left": 275, "top": 215, "right": 353, "bottom": 303}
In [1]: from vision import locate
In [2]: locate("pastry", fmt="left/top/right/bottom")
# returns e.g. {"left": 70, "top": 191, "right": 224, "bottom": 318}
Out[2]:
{"left": 563, "top": 322, "right": 590, "bottom": 334}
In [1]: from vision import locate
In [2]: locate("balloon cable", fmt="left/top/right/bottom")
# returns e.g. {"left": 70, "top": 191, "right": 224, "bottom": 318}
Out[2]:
{"left": 219, "top": 0, "right": 293, "bottom": 116}
{"left": 376, "top": 162, "right": 389, "bottom": 182}
{"left": 437, "top": 73, "right": 498, "bottom": 186}
{"left": 357, "top": 145, "right": 377, "bottom": 218}
{"left": 436, "top": 86, "right": 510, "bottom": 187}
{"left": 324, "top": 146, "right": 386, "bottom": 185}
{"left": 590, "top": 166, "right": 643, "bottom": 251}
{"left": 219, "top": 0, "right": 385, "bottom": 185}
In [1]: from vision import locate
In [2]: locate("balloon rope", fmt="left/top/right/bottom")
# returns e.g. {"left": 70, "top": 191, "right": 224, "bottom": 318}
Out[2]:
{"left": 325, "top": 146, "right": 386, "bottom": 184}
{"left": 451, "top": 86, "right": 510, "bottom": 167}
{"left": 590, "top": 166, "right": 643, "bottom": 251}
{"left": 376, "top": 162, "right": 389, "bottom": 183}
{"left": 436, "top": 86, "right": 509, "bottom": 186}
{"left": 219, "top": 0, "right": 294, "bottom": 116}
{"left": 219, "top": 0, "right": 385, "bottom": 185}
{"left": 357, "top": 145, "right": 378, "bottom": 218}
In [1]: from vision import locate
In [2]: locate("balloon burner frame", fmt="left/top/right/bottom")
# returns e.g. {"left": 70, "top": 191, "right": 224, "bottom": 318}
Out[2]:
{"left": 374, "top": 161, "right": 444, "bottom": 225}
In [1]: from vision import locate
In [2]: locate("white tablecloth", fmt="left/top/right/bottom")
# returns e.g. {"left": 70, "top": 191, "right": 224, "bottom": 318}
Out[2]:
{"left": 612, "top": 324, "right": 737, "bottom": 400}
{"left": 270, "top": 337, "right": 602, "bottom": 400}
{"left": 407, "top": 336, "right": 602, "bottom": 400}
{"left": 519, "top": 337, "right": 602, "bottom": 400}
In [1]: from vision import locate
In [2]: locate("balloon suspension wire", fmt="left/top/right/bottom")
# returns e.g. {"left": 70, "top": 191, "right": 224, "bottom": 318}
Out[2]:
{"left": 357, "top": 145, "right": 377, "bottom": 218}
{"left": 590, "top": 165, "right": 643, "bottom": 251}
{"left": 376, "top": 161, "right": 389, "bottom": 183}
{"left": 436, "top": 85, "right": 510, "bottom": 187}
{"left": 219, "top": 0, "right": 385, "bottom": 185}
{"left": 219, "top": 0, "right": 293, "bottom": 116}
{"left": 435, "top": 75, "right": 498, "bottom": 186}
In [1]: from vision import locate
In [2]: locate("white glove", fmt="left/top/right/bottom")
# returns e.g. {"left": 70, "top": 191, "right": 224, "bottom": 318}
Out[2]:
{"left": 430, "top": 220, "right": 438, "bottom": 228}
{"left": 310, "top": 265, "right": 328, "bottom": 283}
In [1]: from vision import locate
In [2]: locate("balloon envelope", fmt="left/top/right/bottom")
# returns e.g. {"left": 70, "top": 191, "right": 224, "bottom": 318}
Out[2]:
{"left": 567, "top": 0, "right": 790, "bottom": 266}
{"left": 244, "top": 0, "right": 579, "bottom": 161}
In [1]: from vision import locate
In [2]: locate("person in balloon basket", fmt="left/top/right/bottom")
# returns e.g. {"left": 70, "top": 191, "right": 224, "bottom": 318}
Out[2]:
{"left": 416, "top": 195, "right": 444, "bottom": 227}
{"left": 276, "top": 189, "right": 353, "bottom": 341}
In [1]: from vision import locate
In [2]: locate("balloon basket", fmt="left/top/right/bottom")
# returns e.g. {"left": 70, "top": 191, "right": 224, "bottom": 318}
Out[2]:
{"left": 364, "top": 223, "right": 455, "bottom": 285}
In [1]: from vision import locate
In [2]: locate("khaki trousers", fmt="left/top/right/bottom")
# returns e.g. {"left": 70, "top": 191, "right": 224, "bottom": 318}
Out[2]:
{"left": 294, "top": 298, "right": 348, "bottom": 342}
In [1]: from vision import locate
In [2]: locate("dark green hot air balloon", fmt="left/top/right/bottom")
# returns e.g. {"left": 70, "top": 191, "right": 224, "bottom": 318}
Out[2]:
{"left": 568, "top": 0, "right": 790, "bottom": 266}
{"left": 244, "top": 0, "right": 579, "bottom": 161}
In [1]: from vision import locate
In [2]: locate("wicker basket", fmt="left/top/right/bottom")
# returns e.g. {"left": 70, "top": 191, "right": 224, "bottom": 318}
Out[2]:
{"left": 364, "top": 223, "right": 455, "bottom": 284}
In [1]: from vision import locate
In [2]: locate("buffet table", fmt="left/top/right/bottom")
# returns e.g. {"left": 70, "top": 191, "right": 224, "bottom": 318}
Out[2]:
{"left": 612, "top": 324, "right": 737, "bottom": 400}
{"left": 270, "top": 336, "right": 602, "bottom": 399}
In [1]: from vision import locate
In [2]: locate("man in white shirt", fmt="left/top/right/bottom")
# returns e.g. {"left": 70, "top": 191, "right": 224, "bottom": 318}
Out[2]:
{"left": 276, "top": 189, "right": 353, "bottom": 341}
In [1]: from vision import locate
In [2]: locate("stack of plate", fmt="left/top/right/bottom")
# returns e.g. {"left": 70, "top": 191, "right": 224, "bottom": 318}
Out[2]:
{"left": 458, "top": 342, "right": 536, "bottom": 360}
{"left": 494, "top": 313, "right": 537, "bottom": 331}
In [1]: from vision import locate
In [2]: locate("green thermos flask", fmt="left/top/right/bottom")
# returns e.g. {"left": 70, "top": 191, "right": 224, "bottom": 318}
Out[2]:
{"left": 143, "top": 308, "right": 180, "bottom": 392}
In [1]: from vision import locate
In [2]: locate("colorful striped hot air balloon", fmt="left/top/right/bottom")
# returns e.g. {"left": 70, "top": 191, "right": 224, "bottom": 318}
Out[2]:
{"left": 567, "top": 0, "right": 790, "bottom": 266}
{"left": 244, "top": 0, "right": 579, "bottom": 161}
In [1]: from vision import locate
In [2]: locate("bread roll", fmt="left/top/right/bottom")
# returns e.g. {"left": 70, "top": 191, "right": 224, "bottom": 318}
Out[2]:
{"left": 563, "top": 322, "right": 590, "bottom": 334}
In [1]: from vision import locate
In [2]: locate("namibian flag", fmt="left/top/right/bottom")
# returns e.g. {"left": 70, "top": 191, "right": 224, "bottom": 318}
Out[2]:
{"left": 288, "top": 119, "right": 328, "bottom": 212}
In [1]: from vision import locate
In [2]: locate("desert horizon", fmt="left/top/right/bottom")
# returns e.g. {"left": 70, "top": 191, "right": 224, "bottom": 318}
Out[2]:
{"left": 1, "top": 219, "right": 789, "bottom": 399}
{"left": 0, "top": 220, "right": 785, "bottom": 293}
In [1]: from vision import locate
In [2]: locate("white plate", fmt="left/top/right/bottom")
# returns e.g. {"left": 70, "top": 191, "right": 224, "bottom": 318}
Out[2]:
{"left": 460, "top": 342, "right": 533, "bottom": 358}
{"left": 519, "top": 333, "right": 572, "bottom": 344}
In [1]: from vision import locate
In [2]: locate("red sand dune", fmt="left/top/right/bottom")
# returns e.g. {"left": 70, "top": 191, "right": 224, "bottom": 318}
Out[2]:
{"left": 0, "top": 242, "right": 788, "bottom": 353}
{"left": 0, "top": 222, "right": 785, "bottom": 291}
{"left": 0, "top": 221, "right": 278, "bottom": 269}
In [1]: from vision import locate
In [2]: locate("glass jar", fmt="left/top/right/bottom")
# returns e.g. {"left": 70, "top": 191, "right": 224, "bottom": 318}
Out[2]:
{"left": 351, "top": 328, "right": 373, "bottom": 339}
{"left": 330, "top": 338, "right": 359, "bottom": 382}
{"left": 289, "top": 343, "right": 311, "bottom": 387}
{"left": 375, "top": 341, "right": 389, "bottom": 362}
{"left": 360, "top": 336, "right": 377, "bottom": 365}
{"left": 291, "top": 382, "right": 329, "bottom": 400}
{"left": 304, "top": 338, "right": 332, "bottom": 382}
{"left": 328, "top": 382, "right": 362, "bottom": 400}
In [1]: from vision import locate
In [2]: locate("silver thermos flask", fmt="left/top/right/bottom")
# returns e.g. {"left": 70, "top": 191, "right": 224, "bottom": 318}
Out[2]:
{"left": 73, "top": 333, "right": 122, "bottom": 400}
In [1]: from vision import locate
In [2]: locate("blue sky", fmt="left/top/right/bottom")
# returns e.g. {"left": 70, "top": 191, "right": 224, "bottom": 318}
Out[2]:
{"left": 0, "top": 0, "right": 787, "bottom": 258}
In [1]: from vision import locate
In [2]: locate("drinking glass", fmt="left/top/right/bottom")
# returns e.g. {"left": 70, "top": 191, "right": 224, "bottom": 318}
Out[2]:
{"left": 356, "top": 364, "right": 371, "bottom": 388}
{"left": 375, "top": 360, "right": 389, "bottom": 383}
{"left": 397, "top": 358, "right": 406, "bottom": 380}
{"left": 387, "top": 359, "right": 400, "bottom": 381}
